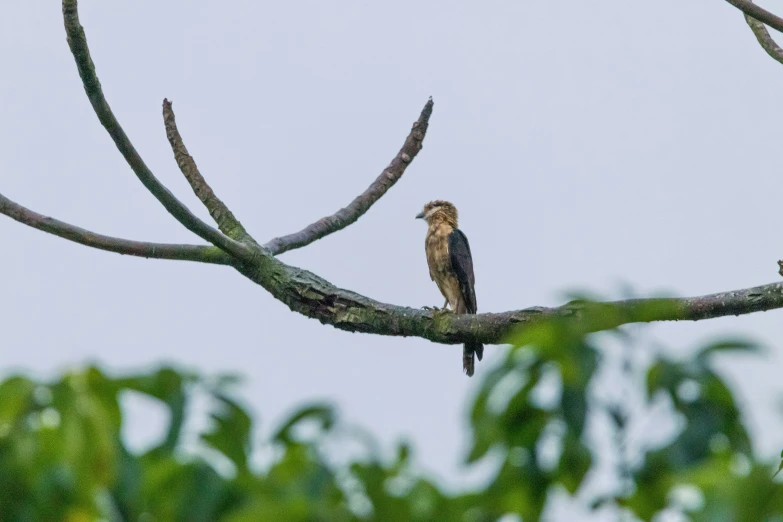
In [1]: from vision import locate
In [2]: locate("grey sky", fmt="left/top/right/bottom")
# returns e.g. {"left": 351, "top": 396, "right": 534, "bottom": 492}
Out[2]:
{"left": 2, "top": 0, "right": 783, "bottom": 518}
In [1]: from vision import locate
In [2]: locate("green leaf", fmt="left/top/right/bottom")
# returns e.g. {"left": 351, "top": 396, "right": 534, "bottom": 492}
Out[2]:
{"left": 200, "top": 393, "right": 252, "bottom": 473}
{"left": 465, "top": 422, "right": 500, "bottom": 464}
{"left": 118, "top": 368, "right": 187, "bottom": 454}
{"left": 396, "top": 440, "right": 411, "bottom": 467}
{"left": 696, "top": 338, "right": 763, "bottom": 362}
{"left": 557, "top": 434, "right": 592, "bottom": 494}
{"left": 0, "top": 376, "right": 35, "bottom": 433}
{"left": 273, "top": 404, "right": 335, "bottom": 445}
{"left": 646, "top": 359, "right": 682, "bottom": 400}
{"left": 561, "top": 386, "right": 587, "bottom": 438}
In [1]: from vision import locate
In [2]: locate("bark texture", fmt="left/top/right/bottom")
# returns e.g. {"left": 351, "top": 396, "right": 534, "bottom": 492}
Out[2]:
{"left": 235, "top": 255, "right": 783, "bottom": 344}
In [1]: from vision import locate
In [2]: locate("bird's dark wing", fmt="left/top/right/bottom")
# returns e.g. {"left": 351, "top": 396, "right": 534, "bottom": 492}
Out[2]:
{"left": 448, "top": 228, "right": 477, "bottom": 314}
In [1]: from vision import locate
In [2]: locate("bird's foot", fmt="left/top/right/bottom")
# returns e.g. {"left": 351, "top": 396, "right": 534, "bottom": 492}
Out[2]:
{"left": 422, "top": 306, "right": 454, "bottom": 317}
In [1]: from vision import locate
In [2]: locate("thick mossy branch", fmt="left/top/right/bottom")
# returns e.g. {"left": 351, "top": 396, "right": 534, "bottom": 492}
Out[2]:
{"left": 0, "top": 192, "right": 233, "bottom": 265}
{"left": 263, "top": 98, "right": 434, "bottom": 256}
{"left": 162, "top": 99, "right": 251, "bottom": 242}
{"left": 62, "top": 0, "right": 254, "bottom": 263}
{"left": 234, "top": 251, "right": 783, "bottom": 345}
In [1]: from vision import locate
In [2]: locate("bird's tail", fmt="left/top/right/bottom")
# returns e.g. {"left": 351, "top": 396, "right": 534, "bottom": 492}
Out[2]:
{"left": 463, "top": 342, "right": 483, "bottom": 377}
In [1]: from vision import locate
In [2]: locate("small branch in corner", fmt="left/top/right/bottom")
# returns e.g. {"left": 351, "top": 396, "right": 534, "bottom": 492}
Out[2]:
{"left": 724, "top": 0, "right": 783, "bottom": 34}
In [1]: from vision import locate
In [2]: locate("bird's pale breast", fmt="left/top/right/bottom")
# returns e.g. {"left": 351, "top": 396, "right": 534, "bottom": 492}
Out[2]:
{"left": 425, "top": 224, "right": 461, "bottom": 309}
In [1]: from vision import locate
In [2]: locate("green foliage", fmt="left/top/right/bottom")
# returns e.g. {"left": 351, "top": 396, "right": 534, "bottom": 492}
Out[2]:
{"left": 1, "top": 300, "right": 780, "bottom": 520}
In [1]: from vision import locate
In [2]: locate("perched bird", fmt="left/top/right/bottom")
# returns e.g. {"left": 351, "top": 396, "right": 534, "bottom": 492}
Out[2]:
{"left": 416, "top": 200, "right": 483, "bottom": 376}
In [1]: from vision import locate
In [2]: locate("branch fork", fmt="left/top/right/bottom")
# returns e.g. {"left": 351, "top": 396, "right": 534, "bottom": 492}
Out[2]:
{"left": 2, "top": 0, "right": 783, "bottom": 353}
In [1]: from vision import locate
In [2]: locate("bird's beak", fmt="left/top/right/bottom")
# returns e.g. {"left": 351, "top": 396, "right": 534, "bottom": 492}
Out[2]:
{"left": 415, "top": 211, "right": 425, "bottom": 219}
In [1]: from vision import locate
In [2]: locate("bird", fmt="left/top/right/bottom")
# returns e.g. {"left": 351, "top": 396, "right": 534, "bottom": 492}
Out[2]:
{"left": 416, "top": 200, "right": 483, "bottom": 377}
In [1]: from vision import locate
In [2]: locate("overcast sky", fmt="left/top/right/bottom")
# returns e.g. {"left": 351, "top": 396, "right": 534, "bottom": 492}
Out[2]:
{"left": 3, "top": 0, "right": 783, "bottom": 519}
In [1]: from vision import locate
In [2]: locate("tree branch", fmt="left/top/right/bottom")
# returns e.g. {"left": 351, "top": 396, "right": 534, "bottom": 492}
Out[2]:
{"left": 743, "top": 6, "right": 783, "bottom": 64}
{"left": 0, "top": 192, "right": 233, "bottom": 265}
{"left": 61, "top": 0, "right": 255, "bottom": 263}
{"left": 724, "top": 0, "right": 783, "bottom": 34}
{"left": 14, "top": 0, "right": 779, "bottom": 351}
{"left": 263, "top": 98, "right": 434, "bottom": 256}
{"left": 234, "top": 250, "right": 783, "bottom": 345}
{"left": 5, "top": 172, "right": 783, "bottom": 342}
{"left": 162, "top": 99, "right": 251, "bottom": 242}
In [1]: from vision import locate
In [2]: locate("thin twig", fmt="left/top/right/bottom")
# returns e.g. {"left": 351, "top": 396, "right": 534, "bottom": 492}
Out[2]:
{"left": 0, "top": 192, "right": 233, "bottom": 265}
{"left": 744, "top": 10, "right": 783, "bottom": 64}
{"left": 61, "top": 0, "right": 255, "bottom": 263}
{"left": 162, "top": 99, "right": 251, "bottom": 242}
{"left": 724, "top": 0, "right": 783, "bottom": 33}
{"left": 263, "top": 97, "right": 434, "bottom": 256}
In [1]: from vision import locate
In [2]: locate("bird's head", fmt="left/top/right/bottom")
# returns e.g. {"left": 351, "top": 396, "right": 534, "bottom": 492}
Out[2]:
{"left": 416, "top": 200, "right": 458, "bottom": 227}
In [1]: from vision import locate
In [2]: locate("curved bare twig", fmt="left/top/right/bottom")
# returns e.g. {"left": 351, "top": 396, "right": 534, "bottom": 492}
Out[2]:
{"left": 62, "top": 0, "right": 254, "bottom": 263}
{"left": 162, "top": 99, "right": 251, "bottom": 242}
{"left": 263, "top": 98, "right": 434, "bottom": 256}
{"left": 0, "top": 192, "right": 232, "bottom": 265}
{"left": 744, "top": 9, "right": 783, "bottom": 64}
{"left": 724, "top": 0, "right": 783, "bottom": 33}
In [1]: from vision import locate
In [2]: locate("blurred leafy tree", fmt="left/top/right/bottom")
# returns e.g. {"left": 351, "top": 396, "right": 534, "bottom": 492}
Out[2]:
{"left": 1, "top": 301, "right": 781, "bottom": 521}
